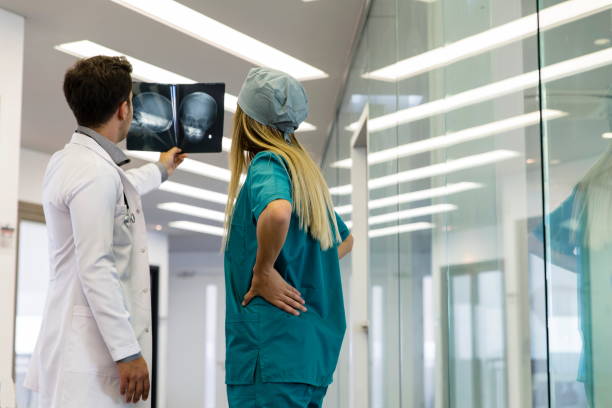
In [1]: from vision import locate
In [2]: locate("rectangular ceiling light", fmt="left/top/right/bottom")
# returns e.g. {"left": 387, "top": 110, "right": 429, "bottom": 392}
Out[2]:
{"left": 163, "top": 158, "right": 233, "bottom": 181}
{"left": 350, "top": 48, "right": 612, "bottom": 133}
{"left": 55, "top": 41, "right": 316, "bottom": 131}
{"left": 169, "top": 220, "right": 225, "bottom": 236}
{"left": 222, "top": 137, "right": 232, "bottom": 152}
{"left": 369, "top": 203, "right": 456, "bottom": 226}
{"left": 56, "top": 40, "right": 195, "bottom": 83}
{"left": 330, "top": 149, "right": 518, "bottom": 195}
{"left": 124, "top": 150, "right": 232, "bottom": 182}
{"left": 334, "top": 109, "right": 565, "bottom": 168}
{"left": 223, "top": 93, "right": 238, "bottom": 112}
{"left": 364, "top": 0, "right": 612, "bottom": 81}
{"left": 109, "top": 0, "right": 328, "bottom": 81}
{"left": 369, "top": 222, "right": 434, "bottom": 238}
{"left": 370, "top": 150, "right": 518, "bottom": 190}
{"left": 334, "top": 182, "right": 482, "bottom": 213}
{"left": 159, "top": 181, "right": 228, "bottom": 205}
{"left": 329, "top": 184, "right": 353, "bottom": 196}
{"left": 158, "top": 202, "right": 225, "bottom": 222}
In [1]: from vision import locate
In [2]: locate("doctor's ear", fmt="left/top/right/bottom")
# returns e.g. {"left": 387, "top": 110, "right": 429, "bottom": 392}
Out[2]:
{"left": 117, "top": 99, "right": 131, "bottom": 121}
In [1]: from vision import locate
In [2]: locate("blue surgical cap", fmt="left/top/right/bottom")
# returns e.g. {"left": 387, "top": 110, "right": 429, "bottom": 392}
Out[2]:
{"left": 237, "top": 67, "right": 309, "bottom": 142}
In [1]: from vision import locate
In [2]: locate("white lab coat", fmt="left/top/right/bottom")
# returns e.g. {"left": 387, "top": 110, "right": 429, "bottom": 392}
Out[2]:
{"left": 24, "top": 133, "right": 161, "bottom": 408}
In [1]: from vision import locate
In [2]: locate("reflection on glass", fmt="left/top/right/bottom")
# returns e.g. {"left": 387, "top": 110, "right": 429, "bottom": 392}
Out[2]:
{"left": 323, "top": 0, "right": 611, "bottom": 407}
{"left": 540, "top": 1, "right": 612, "bottom": 406}
{"left": 448, "top": 263, "right": 507, "bottom": 408}
{"left": 362, "top": 0, "right": 612, "bottom": 82}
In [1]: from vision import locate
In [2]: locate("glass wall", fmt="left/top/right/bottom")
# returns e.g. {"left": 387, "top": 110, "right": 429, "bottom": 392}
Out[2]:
{"left": 540, "top": 0, "right": 612, "bottom": 406}
{"left": 321, "top": 0, "right": 612, "bottom": 407}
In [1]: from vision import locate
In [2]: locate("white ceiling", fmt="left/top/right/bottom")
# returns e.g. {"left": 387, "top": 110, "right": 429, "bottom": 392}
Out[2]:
{"left": 2, "top": 0, "right": 366, "bottom": 250}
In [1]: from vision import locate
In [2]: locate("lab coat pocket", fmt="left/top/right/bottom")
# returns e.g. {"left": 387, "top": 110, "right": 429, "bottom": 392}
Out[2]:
{"left": 114, "top": 203, "right": 133, "bottom": 247}
{"left": 64, "top": 305, "right": 118, "bottom": 377}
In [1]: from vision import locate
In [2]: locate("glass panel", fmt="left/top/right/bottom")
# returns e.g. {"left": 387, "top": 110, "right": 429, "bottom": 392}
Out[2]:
{"left": 539, "top": 1, "right": 612, "bottom": 406}
{"left": 366, "top": 0, "right": 401, "bottom": 407}
{"left": 14, "top": 220, "right": 50, "bottom": 408}
{"left": 395, "top": 1, "right": 442, "bottom": 406}
{"left": 324, "top": 0, "right": 550, "bottom": 406}
{"left": 324, "top": 123, "right": 351, "bottom": 408}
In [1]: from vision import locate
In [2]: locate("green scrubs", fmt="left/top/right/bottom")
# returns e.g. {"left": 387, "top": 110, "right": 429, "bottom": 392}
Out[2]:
{"left": 227, "top": 361, "right": 328, "bottom": 408}
{"left": 224, "top": 151, "right": 350, "bottom": 399}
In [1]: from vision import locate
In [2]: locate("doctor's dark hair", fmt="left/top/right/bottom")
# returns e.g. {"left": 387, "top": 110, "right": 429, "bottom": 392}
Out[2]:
{"left": 63, "top": 56, "right": 133, "bottom": 128}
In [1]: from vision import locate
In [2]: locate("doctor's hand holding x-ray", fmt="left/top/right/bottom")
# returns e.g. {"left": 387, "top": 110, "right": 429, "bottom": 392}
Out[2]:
{"left": 24, "top": 56, "right": 186, "bottom": 408}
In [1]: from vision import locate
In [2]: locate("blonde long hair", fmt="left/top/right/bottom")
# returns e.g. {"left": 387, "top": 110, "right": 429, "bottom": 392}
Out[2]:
{"left": 224, "top": 106, "right": 340, "bottom": 250}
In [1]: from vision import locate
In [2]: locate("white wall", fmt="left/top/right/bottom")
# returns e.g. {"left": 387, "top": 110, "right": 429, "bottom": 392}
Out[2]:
{"left": 0, "top": 9, "right": 24, "bottom": 408}
{"left": 167, "top": 251, "right": 226, "bottom": 408}
{"left": 18, "top": 148, "right": 51, "bottom": 204}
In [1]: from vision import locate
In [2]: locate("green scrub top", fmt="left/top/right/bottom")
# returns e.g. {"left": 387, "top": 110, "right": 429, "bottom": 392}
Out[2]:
{"left": 224, "top": 151, "right": 350, "bottom": 387}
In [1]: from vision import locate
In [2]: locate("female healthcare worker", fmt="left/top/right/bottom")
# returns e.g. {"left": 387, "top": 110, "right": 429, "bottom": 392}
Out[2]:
{"left": 223, "top": 67, "right": 354, "bottom": 408}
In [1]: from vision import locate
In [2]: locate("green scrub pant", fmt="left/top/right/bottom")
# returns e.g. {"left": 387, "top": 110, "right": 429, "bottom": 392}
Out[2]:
{"left": 227, "top": 362, "right": 328, "bottom": 408}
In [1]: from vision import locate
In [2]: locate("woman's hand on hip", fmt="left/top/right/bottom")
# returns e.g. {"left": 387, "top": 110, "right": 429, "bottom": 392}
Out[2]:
{"left": 242, "top": 265, "right": 307, "bottom": 316}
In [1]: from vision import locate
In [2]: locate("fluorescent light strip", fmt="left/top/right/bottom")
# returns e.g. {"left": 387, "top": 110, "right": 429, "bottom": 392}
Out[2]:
{"left": 350, "top": 48, "right": 612, "bottom": 133}
{"left": 55, "top": 41, "right": 316, "bottom": 132}
{"left": 369, "top": 203, "right": 456, "bottom": 226}
{"left": 222, "top": 137, "right": 232, "bottom": 152}
{"left": 125, "top": 150, "right": 232, "bottom": 182}
{"left": 169, "top": 220, "right": 225, "bottom": 236}
{"left": 329, "top": 184, "right": 353, "bottom": 196}
{"left": 167, "top": 159, "right": 233, "bottom": 181}
{"left": 369, "top": 222, "right": 435, "bottom": 238}
{"left": 334, "top": 182, "right": 482, "bottom": 214}
{"left": 56, "top": 40, "right": 196, "bottom": 84}
{"left": 364, "top": 0, "right": 612, "bottom": 81}
{"left": 109, "top": 0, "right": 327, "bottom": 81}
{"left": 371, "top": 150, "right": 518, "bottom": 190}
{"left": 159, "top": 181, "right": 228, "bottom": 205}
{"left": 330, "top": 150, "right": 518, "bottom": 196}
{"left": 343, "top": 203, "right": 456, "bottom": 227}
{"left": 158, "top": 202, "right": 225, "bottom": 222}
{"left": 334, "top": 110, "right": 565, "bottom": 168}
{"left": 296, "top": 122, "right": 316, "bottom": 132}
{"left": 224, "top": 93, "right": 238, "bottom": 112}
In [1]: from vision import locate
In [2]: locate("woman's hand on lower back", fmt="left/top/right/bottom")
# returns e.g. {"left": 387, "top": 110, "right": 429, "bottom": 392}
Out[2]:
{"left": 242, "top": 265, "right": 307, "bottom": 316}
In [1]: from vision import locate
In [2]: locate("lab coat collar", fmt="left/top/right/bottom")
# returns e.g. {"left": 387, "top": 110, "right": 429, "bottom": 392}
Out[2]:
{"left": 75, "top": 126, "right": 131, "bottom": 166}
{"left": 69, "top": 132, "right": 124, "bottom": 171}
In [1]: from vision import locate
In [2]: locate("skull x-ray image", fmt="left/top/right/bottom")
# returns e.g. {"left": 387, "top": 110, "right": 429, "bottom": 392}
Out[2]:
{"left": 179, "top": 92, "right": 218, "bottom": 147}
{"left": 134, "top": 92, "right": 173, "bottom": 132}
{"left": 127, "top": 82, "right": 225, "bottom": 153}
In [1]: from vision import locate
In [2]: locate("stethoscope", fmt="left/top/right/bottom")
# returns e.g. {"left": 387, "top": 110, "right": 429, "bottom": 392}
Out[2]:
{"left": 123, "top": 193, "right": 136, "bottom": 226}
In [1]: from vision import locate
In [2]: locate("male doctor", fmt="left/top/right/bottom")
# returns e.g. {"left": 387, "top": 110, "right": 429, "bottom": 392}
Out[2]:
{"left": 24, "top": 56, "right": 186, "bottom": 407}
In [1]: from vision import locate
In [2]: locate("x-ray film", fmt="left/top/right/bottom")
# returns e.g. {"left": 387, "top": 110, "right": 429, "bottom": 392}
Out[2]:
{"left": 127, "top": 82, "right": 225, "bottom": 153}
